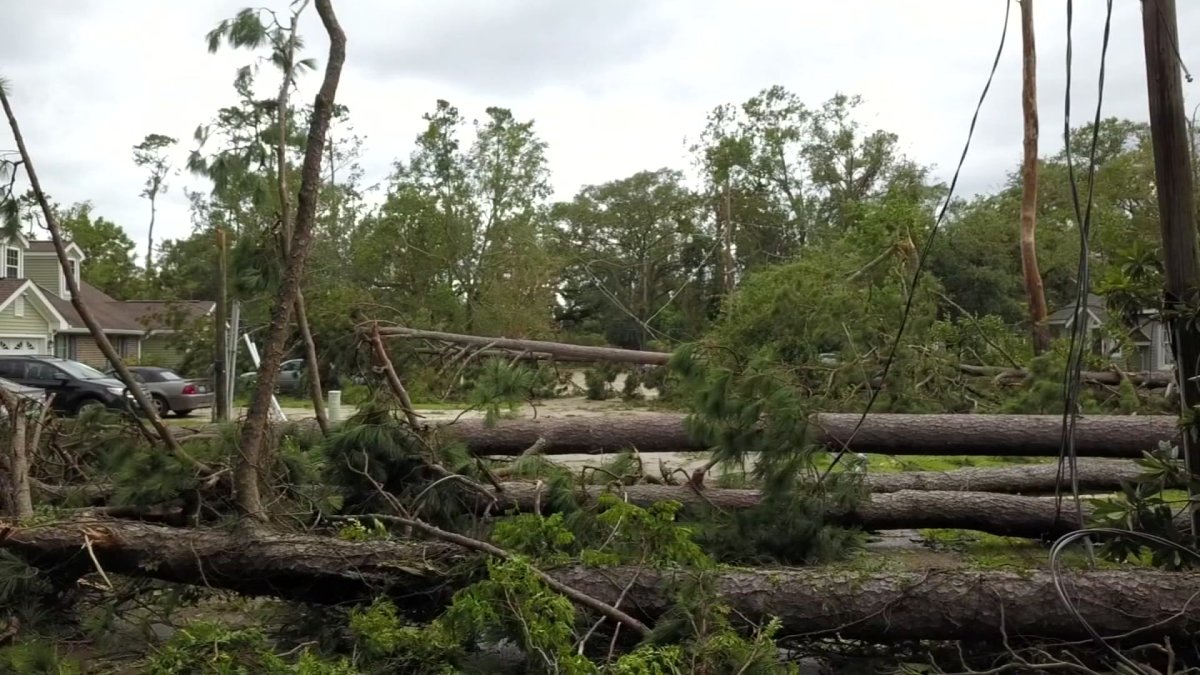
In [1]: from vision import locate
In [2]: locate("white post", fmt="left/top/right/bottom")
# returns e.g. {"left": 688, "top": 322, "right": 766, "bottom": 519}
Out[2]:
{"left": 242, "top": 333, "right": 286, "bottom": 423}
{"left": 226, "top": 301, "right": 240, "bottom": 421}
{"left": 327, "top": 389, "right": 342, "bottom": 425}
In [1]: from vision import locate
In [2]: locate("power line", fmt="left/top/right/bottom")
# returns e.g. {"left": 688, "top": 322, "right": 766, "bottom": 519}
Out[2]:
{"left": 819, "top": 0, "right": 1011, "bottom": 482}
{"left": 1055, "top": 0, "right": 1114, "bottom": 527}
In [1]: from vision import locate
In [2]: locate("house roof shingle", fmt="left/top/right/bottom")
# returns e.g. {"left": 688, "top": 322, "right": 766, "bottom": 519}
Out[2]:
{"left": 39, "top": 282, "right": 214, "bottom": 333}
{"left": 1047, "top": 293, "right": 1108, "bottom": 326}
{"left": 0, "top": 278, "right": 29, "bottom": 304}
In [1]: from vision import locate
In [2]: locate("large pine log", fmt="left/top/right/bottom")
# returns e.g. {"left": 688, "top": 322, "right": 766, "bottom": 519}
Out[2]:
{"left": 863, "top": 459, "right": 1172, "bottom": 493}
{"left": 26, "top": 460, "right": 1166, "bottom": 514}
{"left": 5, "top": 519, "right": 1200, "bottom": 642}
{"left": 0, "top": 520, "right": 467, "bottom": 605}
{"left": 441, "top": 412, "right": 1181, "bottom": 457}
{"left": 377, "top": 326, "right": 1176, "bottom": 392}
{"left": 489, "top": 484, "right": 1120, "bottom": 539}
{"left": 958, "top": 363, "right": 1174, "bottom": 388}
{"left": 378, "top": 326, "right": 671, "bottom": 365}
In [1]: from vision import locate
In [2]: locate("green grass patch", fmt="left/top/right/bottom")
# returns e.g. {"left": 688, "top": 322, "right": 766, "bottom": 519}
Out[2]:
{"left": 918, "top": 528, "right": 1152, "bottom": 570}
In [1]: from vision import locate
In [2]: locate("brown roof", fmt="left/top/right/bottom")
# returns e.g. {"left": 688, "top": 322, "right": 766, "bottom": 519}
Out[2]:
{"left": 0, "top": 278, "right": 30, "bottom": 304}
{"left": 26, "top": 241, "right": 57, "bottom": 253}
{"left": 39, "top": 281, "right": 213, "bottom": 332}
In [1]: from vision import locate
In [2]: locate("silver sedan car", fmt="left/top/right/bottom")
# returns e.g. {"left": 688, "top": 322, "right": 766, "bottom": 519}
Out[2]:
{"left": 110, "top": 366, "right": 214, "bottom": 418}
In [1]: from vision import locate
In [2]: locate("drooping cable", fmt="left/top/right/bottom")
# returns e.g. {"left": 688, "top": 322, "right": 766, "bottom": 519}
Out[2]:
{"left": 1054, "top": 0, "right": 1114, "bottom": 529}
{"left": 818, "top": 0, "right": 1010, "bottom": 482}
{"left": 1049, "top": 528, "right": 1200, "bottom": 674}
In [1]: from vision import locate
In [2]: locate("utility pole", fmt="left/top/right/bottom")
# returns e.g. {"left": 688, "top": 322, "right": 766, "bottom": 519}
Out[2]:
{"left": 213, "top": 227, "right": 229, "bottom": 423}
{"left": 1142, "top": 0, "right": 1200, "bottom": 537}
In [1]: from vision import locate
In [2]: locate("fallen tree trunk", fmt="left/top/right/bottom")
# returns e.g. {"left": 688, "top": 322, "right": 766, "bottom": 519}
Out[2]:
{"left": 863, "top": 459, "right": 1172, "bottom": 493}
{"left": 27, "top": 460, "right": 1167, "bottom": 517}
{"left": 441, "top": 412, "right": 1181, "bottom": 457}
{"left": 414, "top": 347, "right": 596, "bottom": 364}
{"left": 489, "top": 483, "right": 1124, "bottom": 539}
{"left": 0, "top": 519, "right": 467, "bottom": 605}
{"left": 958, "top": 363, "right": 1174, "bottom": 388}
{"left": 377, "top": 326, "right": 671, "bottom": 366}
{"left": 5, "top": 518, "right": 1200, "bottom": 642}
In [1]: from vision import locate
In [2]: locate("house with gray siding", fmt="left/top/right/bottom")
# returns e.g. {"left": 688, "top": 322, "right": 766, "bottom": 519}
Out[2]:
{"left": 1046, "top": 292, "right": 1174, "bottom": 372}
{"left": 0, "top": 234, "right": 213, "bottom": 369}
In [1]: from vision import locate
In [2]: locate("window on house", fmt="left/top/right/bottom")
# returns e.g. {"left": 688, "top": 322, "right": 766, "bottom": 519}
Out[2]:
{"left": 67, "top": 259, "right": 77, "bottom": 282}
{"left": 5, "top": 248, "right": 18, "bottom": 278}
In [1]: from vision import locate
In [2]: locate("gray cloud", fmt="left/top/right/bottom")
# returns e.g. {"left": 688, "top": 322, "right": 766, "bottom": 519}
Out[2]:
{"left": 1, "top": 0, "right": 1197, "bottom": 265}
{"left": 349, "top": 0, "right": 671, "bottom": 95}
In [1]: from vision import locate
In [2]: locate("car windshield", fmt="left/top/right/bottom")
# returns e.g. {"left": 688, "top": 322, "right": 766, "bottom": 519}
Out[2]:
{"left": 157, "top": 371, "right": 183, "bottom": 381}
{"left": 56, "top": 360, "right": 109, "bottom": 380}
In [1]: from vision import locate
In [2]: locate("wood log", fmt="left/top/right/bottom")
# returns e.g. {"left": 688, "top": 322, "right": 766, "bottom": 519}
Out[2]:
{"left": 441, "top": 412, "right": 1181, "bottom": 458}
{"left": 413, "top": 347, "right": 595, "bottom": 363}
{"left": 0, "top": 519, "right": 467, "bottom": 605}
{"left": 488, "top": 483, "right": 1115, "bottom": 539}
{"left": 376, "top": 326, "right": 670, "bottom": 366}
{"left": 26, "top": 460, "right": 1167, "bottom": 520}
{"left": 864, "top": 459, "right": 1172, "bottom": 494}
{"left": 5, "top": 518, "right": 1200, "bottom": 643}
{"left": 375, "top": 326, "right": 1175, "bottom": 392}
{"left": 958, "top": 363, "right": 1174, "bottom": 388}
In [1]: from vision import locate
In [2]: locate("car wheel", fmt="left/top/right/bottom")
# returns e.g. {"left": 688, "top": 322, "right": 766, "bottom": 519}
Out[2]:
{"left": 175, "top": 409, "right": 194, "bottom": 418}
{"left": 74, "top": 398, "right": 105, "bottom": 416}
{"left": 152, "top": 395, "right": 170, "bottom": 417}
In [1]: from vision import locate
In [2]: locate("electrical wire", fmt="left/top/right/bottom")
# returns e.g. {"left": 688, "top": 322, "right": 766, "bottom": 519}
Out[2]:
{"left": 1049, "top": 528, "right": 1200, "bottom": 674}
{"left": 1054, "top": 0, "right": 1114, "bottom": 530}
{"left": 818, "top": 0, "right": 1010, "bottom": 482}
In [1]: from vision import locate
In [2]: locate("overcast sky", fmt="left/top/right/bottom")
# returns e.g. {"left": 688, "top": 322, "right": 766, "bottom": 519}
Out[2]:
{"left": 2, "top": 0, "right": 1197, "bottom": 261}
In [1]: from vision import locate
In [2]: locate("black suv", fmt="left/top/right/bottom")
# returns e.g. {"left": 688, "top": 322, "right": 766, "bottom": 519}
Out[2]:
{"left": 0, "top": 355, "right": 139, "bottom": 415}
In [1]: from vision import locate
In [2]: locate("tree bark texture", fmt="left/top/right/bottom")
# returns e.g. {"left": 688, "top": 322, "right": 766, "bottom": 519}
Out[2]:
{"left": 28, "top": 459, "right": 1169, "bottom": 514}
{"left": 0, "top": 393, "right": 33, "bottom": 520}
{"left": 375, "top": 327, "right": 1171, "bottom": 390}
{"left": 488, "top": 483, "right": 1115, "bottom": 539}
{"left": 862, "top": 458, "right": 1168, "bottom": 494}
{"left": 1018, "top": 0, "right": 1051, "bottom": 354}
{"left": 7, "top": 408, "right": 32, "bottom": 520}
{"left": 441, "top": 412, "right": 1180, "bottom": 458}
{"left": 0, "top": 519, "right": 465, "bottom": 606}
{"left": 1143, "top": 0, "right": 1200, "bottom": 538}
{"left": 367, "top": 321, "right": 420, "bottom": 427}
{"left": 236, "top": 0, "right": 345, "bottom": 520}
{"left": 377, "top": 326, "right": 671, "bottom": 366}
{"left": 273, "top": 8, "right": 329, "bottom": 437}
{"left": 294, "top": 291, "right": 329, "bottom": 434}
{"left": 6, "top": 519, "right": 1200, "bottom": 643}
{"left": 957, "top": 364, "right": 1172, "bottom": 388}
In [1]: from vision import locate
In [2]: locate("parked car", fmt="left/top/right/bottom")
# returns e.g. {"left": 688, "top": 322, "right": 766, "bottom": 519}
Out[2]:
{"left": 239, "top": 358, "right": 306, "bottom": 394}
{"left": 107, "top": 366, "right": 213, "bottom": 418}
{"left": 0, "top": 355, "right": 140, "bottom": 416}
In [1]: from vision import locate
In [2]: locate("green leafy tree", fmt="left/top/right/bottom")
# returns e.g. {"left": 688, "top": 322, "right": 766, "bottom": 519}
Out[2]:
{"left": 355, "top": 100, "right": 557, "bottom": 336}
{"left": 59, "top": 203, "right": 144, "bottom": 299}
{"left": 551, "top": 168, "right": 705, "bottom": 348}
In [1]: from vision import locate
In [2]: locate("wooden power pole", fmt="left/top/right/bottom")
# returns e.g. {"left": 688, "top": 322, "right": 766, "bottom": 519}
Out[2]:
{"left": 1142, "top": 0, "right": 1200, "bottom": 537}
{"left": 213, "top": 227, "right": 229, "bottom": 423}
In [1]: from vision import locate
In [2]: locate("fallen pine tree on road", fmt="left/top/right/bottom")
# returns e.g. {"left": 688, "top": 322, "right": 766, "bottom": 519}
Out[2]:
{"left": 485, "top": 483, "right": 1141, "bottom": 539}
{"left": 4, "top": 518, "right": 1199, "bottom": 643}
{"left": 440, "top": 412, "right": 1181, "bottom": 457}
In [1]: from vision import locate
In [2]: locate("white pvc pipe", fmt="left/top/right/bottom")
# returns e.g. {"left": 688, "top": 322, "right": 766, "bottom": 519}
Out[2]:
{"left": 327, "top": 390, "right": 342, "bottom": 424}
